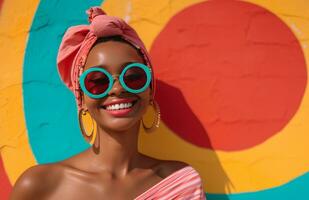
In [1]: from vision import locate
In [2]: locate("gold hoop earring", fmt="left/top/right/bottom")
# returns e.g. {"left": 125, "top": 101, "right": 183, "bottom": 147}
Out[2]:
{"left": 142, "top": 100, "right": 161, "bottom": 133}
{"left": 78, "top": 109, "right": 97, "bottom": 145}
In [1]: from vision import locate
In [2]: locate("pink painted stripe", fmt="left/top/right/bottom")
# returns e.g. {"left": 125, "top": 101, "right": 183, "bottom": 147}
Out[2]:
{"left": 135, "top": 165, "right": 206, "bottom": 199}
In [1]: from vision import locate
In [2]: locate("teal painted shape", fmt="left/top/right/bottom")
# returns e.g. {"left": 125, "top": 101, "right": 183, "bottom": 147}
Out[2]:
{"left": 23, "top": 0, "right": 103, "bottom": 164}
{"left": 206, "top": 171, "right": 309, "bottom": 200}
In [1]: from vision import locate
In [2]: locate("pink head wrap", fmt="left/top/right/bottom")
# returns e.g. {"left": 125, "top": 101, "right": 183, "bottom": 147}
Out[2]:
{"left": 57, "top": 7, "right": 155, "bottom": 112}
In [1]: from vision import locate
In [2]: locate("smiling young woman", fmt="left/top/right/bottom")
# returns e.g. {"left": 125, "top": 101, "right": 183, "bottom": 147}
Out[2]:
{"left": 81, "top": 40, "right": 151, "bottom": 134}
{"left": 9, "top": 7, "right": 206, "bottom": 200}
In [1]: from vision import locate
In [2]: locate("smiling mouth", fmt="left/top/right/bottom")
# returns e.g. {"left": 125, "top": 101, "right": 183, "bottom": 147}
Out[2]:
{"left": 101, "top": 100, "right": 138, "bottom": 110}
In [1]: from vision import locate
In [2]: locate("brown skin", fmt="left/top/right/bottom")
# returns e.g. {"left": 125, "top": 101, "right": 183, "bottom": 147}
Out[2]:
{"left": 10, "top": 41, "right": 188, "bottom": 200}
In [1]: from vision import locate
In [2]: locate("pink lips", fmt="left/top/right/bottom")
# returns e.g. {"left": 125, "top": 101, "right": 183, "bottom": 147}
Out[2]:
{"left": 102, "top": 98, "right": 137, "bottom": 117}
{"left": 105, "top": 107, "right": 135, "bottom": 117}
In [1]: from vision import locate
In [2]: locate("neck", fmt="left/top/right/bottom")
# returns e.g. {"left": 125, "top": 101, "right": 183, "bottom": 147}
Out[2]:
{"left": 88, "top": 121, "right": 142, "bottom": 177}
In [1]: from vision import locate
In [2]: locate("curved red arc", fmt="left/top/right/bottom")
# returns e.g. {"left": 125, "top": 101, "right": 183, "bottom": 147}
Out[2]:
{"left": 0, "top": 155, "right": 12, "bottom": 199}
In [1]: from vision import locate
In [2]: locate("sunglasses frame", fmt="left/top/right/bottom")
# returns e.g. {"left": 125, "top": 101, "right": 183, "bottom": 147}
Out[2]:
{"left": 79, "top": 63, "right": 152, "bottom": 99}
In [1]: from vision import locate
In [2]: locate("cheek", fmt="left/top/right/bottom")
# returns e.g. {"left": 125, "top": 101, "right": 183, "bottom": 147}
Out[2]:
{"left": 140, "top": 88, "right": 151, "bottom": 101}
{"left": 83, "top": 95, "right": 102, "bottom": 114}
{"left": 84, "top": 98, "right": 104, "bottom": 123}
{"left": 139, "top": 89, "right": 152, "bottom": 114}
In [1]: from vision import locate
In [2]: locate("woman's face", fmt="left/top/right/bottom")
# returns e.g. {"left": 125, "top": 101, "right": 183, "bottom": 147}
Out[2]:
{"left": 82, "top": 41, "right": 152, "bottom": 132}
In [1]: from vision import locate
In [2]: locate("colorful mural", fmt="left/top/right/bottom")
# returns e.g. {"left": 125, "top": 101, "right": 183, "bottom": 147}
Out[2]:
{"left": 0, "top": 0, "right": 308, "bottom": 199}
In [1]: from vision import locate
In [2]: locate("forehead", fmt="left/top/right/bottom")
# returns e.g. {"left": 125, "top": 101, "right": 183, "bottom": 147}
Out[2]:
{"left": 84, "top": 41, "right": 144, "bottom": 72}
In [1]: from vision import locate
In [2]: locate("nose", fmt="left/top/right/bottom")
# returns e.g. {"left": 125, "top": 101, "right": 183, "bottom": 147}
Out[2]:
{"left": 108, "top": 77, "right": 125, "bottom": 96}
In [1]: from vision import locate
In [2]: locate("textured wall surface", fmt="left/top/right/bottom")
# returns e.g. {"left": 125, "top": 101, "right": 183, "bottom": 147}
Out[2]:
{"left": 0, "top": 0, "right": 308, "bottom": 199}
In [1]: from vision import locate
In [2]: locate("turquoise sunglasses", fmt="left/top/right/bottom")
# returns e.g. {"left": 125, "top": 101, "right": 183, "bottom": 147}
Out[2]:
{"left": 79, "top": 63, "right": 152, "bottom": 99}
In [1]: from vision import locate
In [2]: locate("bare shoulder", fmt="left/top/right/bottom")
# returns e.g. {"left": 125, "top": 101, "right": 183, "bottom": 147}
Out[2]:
{"left": 158, "top": 160, "right": 204, "bottom": 188}
{"left": 158, "top": 160, "right": 190, "bottom": 177}
{"left": 153, "top": 158, "right": 203, "bottom": 180}
{"left": 139, "top": 155, "right": 190, "bottom": 178}
{"left": 9, "top": 163, "right": 63, "bottom": 200}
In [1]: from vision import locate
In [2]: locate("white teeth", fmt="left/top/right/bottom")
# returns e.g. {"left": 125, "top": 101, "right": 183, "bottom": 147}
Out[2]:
{"left": 106, "top": 102, "right": 133, "bottom": 111}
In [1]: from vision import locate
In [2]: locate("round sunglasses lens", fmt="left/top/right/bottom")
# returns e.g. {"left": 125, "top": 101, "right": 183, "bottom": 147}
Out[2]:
{"left": 123, "top": 67, "right": 147, "bottom": 90}
{"left": 85, "top": 71, "right": 109, "bottom": 95}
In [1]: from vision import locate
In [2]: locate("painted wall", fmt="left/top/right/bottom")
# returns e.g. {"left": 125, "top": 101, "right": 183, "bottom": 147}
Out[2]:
{"left": 0, "top": 0, "right": 308, "bottom": 199}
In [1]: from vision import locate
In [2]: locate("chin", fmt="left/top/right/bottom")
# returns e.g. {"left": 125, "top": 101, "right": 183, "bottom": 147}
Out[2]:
{"left": 99, "top": 117, "right": 141, "bottom": 133}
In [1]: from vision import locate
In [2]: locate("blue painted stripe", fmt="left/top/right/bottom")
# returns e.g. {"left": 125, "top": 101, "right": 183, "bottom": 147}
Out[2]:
{"left": 23, "top": 0, "right": 103, "bottom": 164}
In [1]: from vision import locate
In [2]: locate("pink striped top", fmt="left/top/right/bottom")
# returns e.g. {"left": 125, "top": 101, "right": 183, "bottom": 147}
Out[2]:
{"left": 135, "top": 166, "right": 206, "bottom": 200}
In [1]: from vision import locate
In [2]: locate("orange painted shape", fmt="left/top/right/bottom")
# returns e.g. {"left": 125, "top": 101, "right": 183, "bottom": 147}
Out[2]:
{"left": 0, "top": 0, "right": 39, "bottom": 184}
